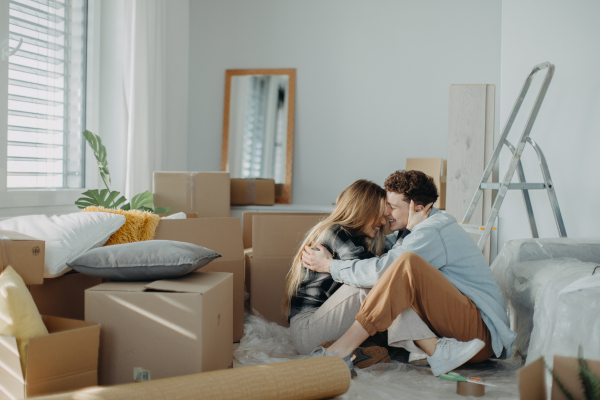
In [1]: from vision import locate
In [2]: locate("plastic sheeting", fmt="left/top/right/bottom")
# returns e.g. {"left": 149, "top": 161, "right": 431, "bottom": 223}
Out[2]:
{"left": 491, "top": 238, "right": 600, "bottom": 366}
{"left": 235, "top": 313, "right": 522, "bottom": 400}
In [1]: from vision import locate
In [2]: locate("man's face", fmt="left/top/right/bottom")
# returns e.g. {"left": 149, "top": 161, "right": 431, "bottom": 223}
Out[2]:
{"left": 385, "top": 192, "right": 410, "bottom": 231}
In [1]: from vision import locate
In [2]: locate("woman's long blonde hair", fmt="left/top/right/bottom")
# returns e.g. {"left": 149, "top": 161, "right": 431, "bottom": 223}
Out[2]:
{"left": 282, "top": 180, "right": 386, "bottom": 317}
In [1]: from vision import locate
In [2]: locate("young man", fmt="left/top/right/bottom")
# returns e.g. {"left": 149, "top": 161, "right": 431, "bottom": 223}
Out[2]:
{"left": 302, "top": 170, "right": 515, "bottom": 376}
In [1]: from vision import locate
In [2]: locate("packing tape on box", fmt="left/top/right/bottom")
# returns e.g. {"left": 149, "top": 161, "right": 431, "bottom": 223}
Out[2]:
{"left": 247, "top": 178, "right": 257, "bottom": 204}
{"left": 456, "top": 381, "right": 485, "bottom": 397}
{"left": 186, "top": 172, "right": 195, "bottom": 211}
{"left": 0, "top": 236, "right": 12, "bottom": 269}
{"left": 34, "top": 357, "right": 350, "bottom": 400}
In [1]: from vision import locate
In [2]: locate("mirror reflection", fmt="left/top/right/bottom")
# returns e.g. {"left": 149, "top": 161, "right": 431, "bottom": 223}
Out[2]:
{"left": 228, "top": 75, "right": 289, "bottom": 183}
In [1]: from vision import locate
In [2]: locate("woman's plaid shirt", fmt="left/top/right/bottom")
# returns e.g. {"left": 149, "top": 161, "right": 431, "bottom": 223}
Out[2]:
{"left": 288, "top": 225, "right": 375, "bottom": 322}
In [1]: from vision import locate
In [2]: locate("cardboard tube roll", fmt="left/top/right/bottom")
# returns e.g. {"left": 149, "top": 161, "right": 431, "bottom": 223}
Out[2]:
{"left": 34, "top": 357, "right": 351, "bottom": 400}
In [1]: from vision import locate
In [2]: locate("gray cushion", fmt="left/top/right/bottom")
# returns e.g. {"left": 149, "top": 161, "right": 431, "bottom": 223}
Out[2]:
{"left": 67, "top": 240, "right": 222, "bottom": 281}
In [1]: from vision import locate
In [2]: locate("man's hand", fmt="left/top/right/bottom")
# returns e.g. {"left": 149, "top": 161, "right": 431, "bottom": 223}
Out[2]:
{"left": 302, "top": 244, "right": 333, "bottom": 274}
{"left": 406, "top": 201, "right": 433, "bottom": 231}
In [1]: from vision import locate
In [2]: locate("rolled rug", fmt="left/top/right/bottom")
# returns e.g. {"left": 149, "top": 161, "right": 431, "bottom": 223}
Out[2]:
{"left": 34, "top": 357, "right": 351, "bottom": 400}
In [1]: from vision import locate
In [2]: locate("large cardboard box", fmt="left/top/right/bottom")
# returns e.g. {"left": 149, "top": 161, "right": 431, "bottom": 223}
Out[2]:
{"left": 242, "top": 212, "right": 329, "bottom": 249}
{"left": 85, "top": 272, "right": 233, "bottom": 386}
{"left": 519, "top": 356, "right": 600, "bottom": 400}
{"left": 231, "top": 179, "right": 275, "bottom": 205}
{"left": 29, "top": 272, "right": 103, "bottom": 321}
{"left": 0, "top": 316, "right": 100, "bottom": 399}
{"left": 251, "top": 214, "right": 327, "bottom": 327}
{"left": 153, "top": 217, "right": 245, "bottom": 342}
{"left": 405, "top": 158, "right": 447, "bottom": 210}
{"left": 0, "top": 230, "right": 45, "bottom": 284}
{"left": 153, "top": 172, "right": 230, "bottom": 217}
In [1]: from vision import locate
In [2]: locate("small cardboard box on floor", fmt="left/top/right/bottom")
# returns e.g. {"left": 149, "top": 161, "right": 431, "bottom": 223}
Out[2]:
{"left": 0, "top": 230, "right": 45, "bottom": 284}
{"left": 230, "top": 178, "right": 275, "bottom": 205}
{"left": 153, "top": 217, "right": 245, "bottom": 341}
{"left": 85, "top": 272, "right": 233, "bottom": 386}
{"left": 519, "top": 356, "right": 600, "bottom": 400}
{"left": 153, "top": 171, "right": 230, "bottom": 217}
{"left": 0, "top": 316, "right": 100, "bottom": 399}
{"left": 250, "top": 214, "right": 328, "bottom": 327}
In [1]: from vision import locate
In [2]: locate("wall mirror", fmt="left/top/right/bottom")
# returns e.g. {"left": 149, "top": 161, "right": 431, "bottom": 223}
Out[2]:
{"left": 221, "top": 69, "right": 296, "bottom": 204}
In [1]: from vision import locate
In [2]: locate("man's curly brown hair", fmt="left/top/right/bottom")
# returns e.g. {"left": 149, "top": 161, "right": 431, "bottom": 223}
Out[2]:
{"left": 384, "top": 170, "right": 439, "bottom": 206}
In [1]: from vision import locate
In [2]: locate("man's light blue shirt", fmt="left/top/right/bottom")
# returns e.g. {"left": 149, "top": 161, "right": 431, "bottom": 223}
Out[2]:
{"left": 329, "top": 208, "right": 516, "bottom": 359}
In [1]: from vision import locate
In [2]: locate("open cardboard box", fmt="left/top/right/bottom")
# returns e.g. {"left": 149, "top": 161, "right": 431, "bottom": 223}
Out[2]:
{"left": 519, "top": 356, "right": 600, "bottom": 400}
{"left": 250, "top": 214, "right": 328, "bottom": 327}
{"left": 153, "top": 217, "right": 245, "bottom": 341}
{"left": 0, "top": 316, "right": 100, "bottom": 399}
{"left": 0, "top": 231, "right": 45, "bottom": 285}
{"left": 85, "top": 272, "right": 233, "bottom": 386}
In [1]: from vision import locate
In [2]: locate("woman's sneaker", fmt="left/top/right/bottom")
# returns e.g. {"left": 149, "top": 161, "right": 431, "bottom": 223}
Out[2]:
{"left": 318, "top": 340, "right": 391, "bottom": 369}
{"left": 427, "top": 338, "right": 485, "bottom": 376}
{"left": 306, "top": 346, "right": 357, "bottom": 379}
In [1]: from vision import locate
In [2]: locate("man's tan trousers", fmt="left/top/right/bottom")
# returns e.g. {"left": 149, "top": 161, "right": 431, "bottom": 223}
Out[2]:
{"left": 355, "top": 252, "right": 494, "bottom": 363}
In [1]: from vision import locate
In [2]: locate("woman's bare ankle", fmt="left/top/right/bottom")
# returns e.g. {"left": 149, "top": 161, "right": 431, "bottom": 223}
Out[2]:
{"left": 327, "top": 342, "right": 354, "bottom": 359}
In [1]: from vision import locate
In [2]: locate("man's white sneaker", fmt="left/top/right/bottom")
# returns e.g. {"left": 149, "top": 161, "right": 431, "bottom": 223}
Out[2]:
{"left": 408, "top": 350, "right": 429, "bottom": 366}
{"left": 426, "top": 338, "right": 485, "bottom": 376}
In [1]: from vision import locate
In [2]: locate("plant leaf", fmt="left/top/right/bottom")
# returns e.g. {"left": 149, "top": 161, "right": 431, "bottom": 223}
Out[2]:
{"left": 578, "top": 346, "right": 600, "bottom": 400}
{"left": 129, "top": 191, "right": 154, "bottom": 210}
{"left": 75, "top": 189, "right": 127, "bottom": 210}
{"left": 154, "top": 207, "right": 171, "bottom": 214}
{"left": 82, "top": 130, "right": 111, "bottom": 190}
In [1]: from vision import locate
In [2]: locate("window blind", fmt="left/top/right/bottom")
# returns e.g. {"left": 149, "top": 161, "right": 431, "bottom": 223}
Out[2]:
{"left": 7, "top": 0, "right": 87, "bottom": 189}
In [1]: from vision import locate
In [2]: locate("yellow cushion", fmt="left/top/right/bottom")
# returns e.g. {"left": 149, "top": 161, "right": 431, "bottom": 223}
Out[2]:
{"left": 82, "top": 206, "right": 160, "bottom": 245}
{"left": 0, "top": 266, "right": 48, "bottom": 376}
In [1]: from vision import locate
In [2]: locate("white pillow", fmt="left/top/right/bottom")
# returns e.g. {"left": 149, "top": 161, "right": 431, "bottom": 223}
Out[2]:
{"left": 0, "top": 212, "right": 126, "bottom": 278}
{"left": 162, "top": 212, "right": 187, "bottom": 220}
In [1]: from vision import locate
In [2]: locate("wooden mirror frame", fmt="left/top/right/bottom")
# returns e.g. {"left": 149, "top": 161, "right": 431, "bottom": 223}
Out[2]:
{"left": 221, "top": 69, "right": 296, "bottom": 204}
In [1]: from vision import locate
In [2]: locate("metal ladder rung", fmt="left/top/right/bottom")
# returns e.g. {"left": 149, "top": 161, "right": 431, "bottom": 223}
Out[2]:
{"left": 480, "top": 183, "right": 547, "bottom": 190}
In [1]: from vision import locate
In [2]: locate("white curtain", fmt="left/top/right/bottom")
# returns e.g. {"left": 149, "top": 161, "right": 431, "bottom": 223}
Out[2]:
{"left": 120, "top": 0, "right": 167, "bottom": 200}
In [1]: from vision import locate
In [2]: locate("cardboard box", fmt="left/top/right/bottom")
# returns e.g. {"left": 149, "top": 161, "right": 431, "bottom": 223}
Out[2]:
{"left": 0, "top": 316, "right": 100, "bottom": 399}
{"left": 251, "top": 214, "right": 327, "bottom": 327}
{"left": 0, "top": 230, "right": 45, "bottom": 284}
{"left": 29, "top": 272, "right": 103, "bottom": 321}
{"left": 85, "top": 272, "right": 233, "bottom": 386}
{"left": 153, "top": 217, "right": 245, "bottom": 342}
{"left": 153, "top": 172, "right": 230, "bottom": 218}
{"left": 231, "top": 179, "right": 275, "bottom": 205}
{"left": 242, "top": 212, "right": 329, "bottom": 249}
{"left": 405, "top": 158, "right": 447, "bottom": 210}
{"left": 519, "top": 356, "right": 600, "bottom": 400}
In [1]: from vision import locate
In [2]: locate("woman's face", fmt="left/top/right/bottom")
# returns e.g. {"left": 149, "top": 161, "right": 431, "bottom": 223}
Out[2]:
{"left": 361, "top": 215, "right": 387, "bottom": 238}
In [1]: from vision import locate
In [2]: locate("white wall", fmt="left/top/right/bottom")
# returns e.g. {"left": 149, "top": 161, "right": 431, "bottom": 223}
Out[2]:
{"left": 187, "top": 0, "right": 502, "bottom": 205}
{"left": 498, "top": 0, "right": 600, "bottom": 248}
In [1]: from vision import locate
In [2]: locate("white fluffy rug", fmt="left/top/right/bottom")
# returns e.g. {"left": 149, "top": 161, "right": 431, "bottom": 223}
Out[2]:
{"left": 234, "top": 314, "right": 523, "bottom": 400}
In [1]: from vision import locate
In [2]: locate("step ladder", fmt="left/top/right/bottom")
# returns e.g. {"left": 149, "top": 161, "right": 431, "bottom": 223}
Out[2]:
{"left": 462, "top": 62, "right": 567, "bottom": 250}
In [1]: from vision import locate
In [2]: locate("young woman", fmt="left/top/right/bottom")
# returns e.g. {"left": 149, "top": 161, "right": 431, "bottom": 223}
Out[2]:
{"left": 282, "top": 179, "right": 388, "bottom": 357}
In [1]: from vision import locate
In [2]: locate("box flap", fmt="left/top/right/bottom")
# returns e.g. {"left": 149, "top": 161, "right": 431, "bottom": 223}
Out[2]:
{"left": 0, "top": 335, "right": 24, "bottom": 381}
{"left": 0, "top": 230, "right": 42, "bottom": 242}
{"left": 518, "top": 357, "right": 546, "bottom": 400}
{"left": 26, "top": 320, "right": 99, "bottom": 386}
{"left": 145, "top": 271, "right": 233, "bottom": 294}
{"left": 242, "top": 212, "right": 328, "bottom": 249}
{"left": 42, "top": 315, "right": 100, "bottom": 333}
{"left": 86, "top": 281, "right": 150, "bottom": 293}
{"left": 253, "top": 215, "right": 327, "bottom": 257}
{"left": 154, "top": 218, "right": 243, "bottom": 261}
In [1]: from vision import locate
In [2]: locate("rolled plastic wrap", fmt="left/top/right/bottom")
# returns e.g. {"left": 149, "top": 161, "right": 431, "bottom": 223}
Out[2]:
{"left": 33, "top": 357, "right": 350, "bottom": 400}
{"left": 491, "top": 238, "right": 600, "bottom": 363}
